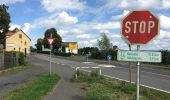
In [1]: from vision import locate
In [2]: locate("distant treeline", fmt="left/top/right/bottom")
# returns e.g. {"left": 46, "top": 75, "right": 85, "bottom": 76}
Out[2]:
{"left": 78, "top": 47, "right": 170, "bottom": 66}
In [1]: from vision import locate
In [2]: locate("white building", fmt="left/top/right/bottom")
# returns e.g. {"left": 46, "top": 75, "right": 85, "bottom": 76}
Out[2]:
{"left": 62, "top": 42, "right": 78, "bottom": 54}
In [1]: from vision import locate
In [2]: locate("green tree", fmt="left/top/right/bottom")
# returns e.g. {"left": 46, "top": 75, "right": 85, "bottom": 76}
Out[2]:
{"left": 97, "top": 33, "right": 111, "bottom": 51}
{"left": 43, "top": 28, "right": 62, "bottom": 52}
{"left": 0, "top": 4, "right": 11, "bottom": 48}
{"left": 35, "top": 38, "right": 43, "bottom": 51}
{"left": 30, "top": 46, "right": 36, "bottom": 52}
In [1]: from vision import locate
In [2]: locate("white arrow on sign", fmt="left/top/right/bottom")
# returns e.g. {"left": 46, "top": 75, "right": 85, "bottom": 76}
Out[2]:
{"left": 47, "top": 38, "right": 54, "bottom": 45}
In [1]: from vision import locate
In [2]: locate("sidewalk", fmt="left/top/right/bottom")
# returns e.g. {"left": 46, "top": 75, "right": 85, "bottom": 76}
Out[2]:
{"left": 0, "top": 65, "right": 46, "bottom": 98}
{"left": 31, "top": 55, "right": 86, "bottom": 100}
{"left": 44, "top": 79, "right": 85, "bottom": 100}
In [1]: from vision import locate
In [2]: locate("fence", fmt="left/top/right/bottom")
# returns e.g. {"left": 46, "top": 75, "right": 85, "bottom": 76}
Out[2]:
{"left": 0, "top": 50, "right": 4, "bottom": 69}
{"left": 4, "top": 52, "right": 19, "bottom": 68}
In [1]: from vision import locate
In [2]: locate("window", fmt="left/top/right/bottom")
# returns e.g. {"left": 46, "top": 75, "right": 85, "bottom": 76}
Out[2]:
{"left": 14, "top": 48, "right": 15, "bottom": 50}
{"left": 25, "top": 41, "right": 27, "bottom": 46}
{"left": 19, "top": 34, "right": 22, "bottom": 39}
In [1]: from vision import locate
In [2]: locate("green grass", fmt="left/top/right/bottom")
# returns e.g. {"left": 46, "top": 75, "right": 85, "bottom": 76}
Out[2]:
{"left": 72, "top": 72, "right": 170, "bottom": 100}
{"left": 0, "top": 65, "right": 34, "bottom": 77}
{"left": 3, "top": 73, "right": 60, "bottom": 100}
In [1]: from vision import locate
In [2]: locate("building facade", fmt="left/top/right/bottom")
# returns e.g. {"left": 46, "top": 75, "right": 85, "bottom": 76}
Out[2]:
{"left": 5, "top": 28, "right": 31, "bottom": 56}
{"left": 62, "top": 42, "right": 78, "bottom": 54}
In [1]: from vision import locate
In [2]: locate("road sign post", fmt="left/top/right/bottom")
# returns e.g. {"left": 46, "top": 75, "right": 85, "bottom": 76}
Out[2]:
{"left": 136, "top": 45, "right": 140, "bottom": 100}
{"left": 128, "top": 44, "right": 132, "bottom": 83}
{"left": 120, "top": 10, "right": 160, "bottom": 100}
{"left": 107, "top": 55, "right": 112, "bottom": 64}
{"left": 48, "top": 34, "right": 54, "bottom": 75}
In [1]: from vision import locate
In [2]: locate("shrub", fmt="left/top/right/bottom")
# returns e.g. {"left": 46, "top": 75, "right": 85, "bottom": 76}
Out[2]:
{"left": 18, "top": 52, "right": 25, "bottom": 65}
{"left": 54, "top": 52, "right": 71, "bottom": 57}
{"left": 37, "top": 51, "right": 50, "bottom": 54}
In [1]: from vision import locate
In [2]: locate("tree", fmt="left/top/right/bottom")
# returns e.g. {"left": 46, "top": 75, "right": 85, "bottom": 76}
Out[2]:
{"left": 43, "top": 28, "right": 62, "bottom": 52}
{"left": 30, "top": 46, "right": 36, "bottom": 52}
{"left": 97, "top": 33, "right": 111, "bottom": 51}
{"left": 0, "top": 4, "right": 11, "bottom": 48}
{"left": 35, "top": 38, "right": 43, "bottom": 51}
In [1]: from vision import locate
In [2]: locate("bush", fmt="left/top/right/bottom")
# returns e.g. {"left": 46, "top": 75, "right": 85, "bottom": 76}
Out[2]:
{"left": 90, "top": 49, "right": 117, "bottom": 61}
{"left": 18, "top": 52, "right": 25, "bottom": 65}
{"left": 37, "top": 51, "right": 50, "bottom": 54}
{"left": 54, "top": 52, "right": 71, "bottom": 57}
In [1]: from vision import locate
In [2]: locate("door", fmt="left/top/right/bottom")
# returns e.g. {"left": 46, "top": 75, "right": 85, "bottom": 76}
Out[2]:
{"left": 25, "top": 48, "right": 27, "bottom": 57}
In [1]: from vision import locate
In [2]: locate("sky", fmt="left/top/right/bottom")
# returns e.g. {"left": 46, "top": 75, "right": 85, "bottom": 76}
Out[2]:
{"left": 1, "top": 0, "right": 170, "bottom": 50}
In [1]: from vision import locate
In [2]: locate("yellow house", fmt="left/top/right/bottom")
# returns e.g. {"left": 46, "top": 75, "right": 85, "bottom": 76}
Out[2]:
{"left": 5, "top": 28, "right": 31, "bottom": 56}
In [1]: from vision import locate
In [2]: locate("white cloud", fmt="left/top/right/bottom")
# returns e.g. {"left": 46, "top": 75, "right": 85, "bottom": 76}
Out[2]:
{"left": 9, "top": 23, "right": 31, "bottom": 34}
{"left": 41, "top": 0, "right": 86, "bottom": 12}
{"left": 157, "top": 30, "right": 170, "bottom": 39}
{"left": 161, "top": 0, "right": 170, "bottom": 9}
{"left": 160, "top": 15, "right": 170, "bottom": 29}
{"left": 0, "top": 0, "right": 25, "bottom": 4}
{"left": 93, "top": 22, "right": 120, "bottom": 31}
{"left": 72, "top": 28, "right": 82, "bottom": 34}
{"left": 22, "top": 23, "right": 31, "bottom": 34}
{"left": 57, "top": 11, "right": 78, "bottom": 25}
{"left": 119, "top": 0, "right": 160, "bottom": 9}
{"left": 112, "top": 10, "right": 130, "bottom": 20}
{"left": 9, "top": 23, "right": 21, "bottom": 30}
{"left": 105, "top": 0, "right": 170, "bottom": 10}
{"left": 32, "top": 11, "right": 78, "bottom": 28}
{"left": 77, "top": 34, "right": 91, "bottom": 39}
{"left": 78, "top": 39, "right": 97, "bottom": 47}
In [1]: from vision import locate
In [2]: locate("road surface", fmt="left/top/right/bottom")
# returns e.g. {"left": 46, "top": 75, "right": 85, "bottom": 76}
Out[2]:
{"left": 32, "top": 54, "right": 170, "bottom": 93}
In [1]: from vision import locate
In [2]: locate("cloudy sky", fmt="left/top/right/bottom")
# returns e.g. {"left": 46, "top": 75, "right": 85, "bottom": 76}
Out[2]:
{"left": 1, "top": 0, "right": 170, "bottom": 50}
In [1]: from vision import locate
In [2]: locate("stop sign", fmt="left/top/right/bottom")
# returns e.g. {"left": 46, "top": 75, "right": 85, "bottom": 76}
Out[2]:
{"left": 121, "top": 10, "right": 159, "bottom": 45}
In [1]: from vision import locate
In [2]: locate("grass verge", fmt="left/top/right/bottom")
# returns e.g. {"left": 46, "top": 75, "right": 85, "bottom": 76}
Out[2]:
{"left": 71, "top": 72, "right": 170, "bottom": 100}
{"left": 0, "top": 65, "right": 34, "bottom": 77}
{"left": 3, "top": 73, "right": 60, "bottom": 100}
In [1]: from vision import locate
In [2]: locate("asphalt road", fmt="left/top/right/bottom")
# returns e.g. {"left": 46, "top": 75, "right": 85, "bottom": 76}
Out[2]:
{"left": 33, "top": 54, "right": 170, "bottom": 93}
{"left": 51, "top": 55, "right": 170, "bottom": 77}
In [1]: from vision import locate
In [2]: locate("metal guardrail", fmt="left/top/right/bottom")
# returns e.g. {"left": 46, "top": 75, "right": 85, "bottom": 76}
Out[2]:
{"left": 74, "top": 64, "right": 116, "bottom": 79}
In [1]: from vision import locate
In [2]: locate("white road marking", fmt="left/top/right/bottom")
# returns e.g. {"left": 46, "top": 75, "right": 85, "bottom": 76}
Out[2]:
{"left": 35, "top": 55, "right": 170, "bottom": 93}
{"left": 82, "top": 62, "right": 94, "bottom": 64}
{"left": 103, "top": 75, "right": 170, "bottom": 94}
{"left": 98, "top": 64, "right": 116, "bottom": 68}
{"left": 71, "top": 66, "right": 170, "bottom": 93}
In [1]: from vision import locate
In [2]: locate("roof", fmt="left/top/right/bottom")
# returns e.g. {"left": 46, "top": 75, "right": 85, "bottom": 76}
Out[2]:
{"left": 6, "top": 28, "right": 31, "bottom": 41}
{"left": 62, "top": 42, "right": 78, "bottom": 47}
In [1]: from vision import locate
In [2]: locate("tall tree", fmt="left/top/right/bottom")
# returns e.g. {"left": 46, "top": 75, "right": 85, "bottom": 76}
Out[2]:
{"left": 35, "top": 38, "right": 43, "bottom": 51}
{"left": 43, "top": 28, "right": 62, "bottom": 51}
{"left": 0, "top": 4, "right": 11, "bottom": 48}
{"left": 97, "top": 33, "right": 111, "bottom": 51}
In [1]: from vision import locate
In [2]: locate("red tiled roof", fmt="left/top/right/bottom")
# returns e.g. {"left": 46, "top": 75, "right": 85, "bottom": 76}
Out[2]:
{"left": 6, "top": 28, "right": 31, "bottom": 41}
{"left": 6, "top": 28, "right": 20, "bottom": 37}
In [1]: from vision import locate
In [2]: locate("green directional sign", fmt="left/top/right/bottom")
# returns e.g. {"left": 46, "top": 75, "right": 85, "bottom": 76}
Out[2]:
{"left": 117, "top": 51, "right": 161, "bottom": 63}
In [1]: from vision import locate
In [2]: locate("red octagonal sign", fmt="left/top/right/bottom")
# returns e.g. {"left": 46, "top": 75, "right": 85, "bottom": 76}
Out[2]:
{"left": 121, "top": 10, "right": 159, "bottom": 45}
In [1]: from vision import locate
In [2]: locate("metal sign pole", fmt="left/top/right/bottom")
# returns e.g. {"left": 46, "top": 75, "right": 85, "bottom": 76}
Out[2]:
{"left": 129, "top": 44, "right": 132, "bottom": 83}
{"left": 87, "top": 54, "right": 88, "bottom": 62}
{"left": 136, "top": 45, "right": 140, "bottom": 100}
{"left": 109, "top": 59, "right": 110, "bottom": 65}
{"left": 50, "top": 33, "right": 52, "bottom": 75}
{"left": 50, "top": 44, "right": 52, "bottom": 75}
